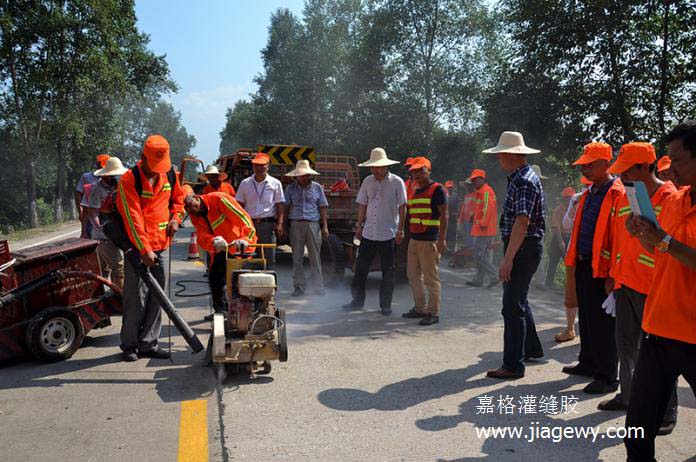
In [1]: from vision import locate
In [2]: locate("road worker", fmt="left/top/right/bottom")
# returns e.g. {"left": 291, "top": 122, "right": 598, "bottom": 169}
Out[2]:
{"left": 200, "top": 165, "right": 236, "bottom": 196}
{"left": 76, "top": 154, "right": 110, "bottom": 238}
{"left": 457, "top": 179, "right": 477, "bottom": 249}
{"left": 465, "top": 169, "right": 498, "bottom": 288}
{"left": 656, "top": 155, "right": 678, "bottom": 187}
{"left": 562, "top": 142, "right": 624, "bottom": 394}
{"left": 116, "top": 135, "right": 185, "bottom": 362}
{"left": 546, "top": 187, "right": 576, "bottom": 290}
{"left": 444, "top": 180, "right": 460, "bottom": 254}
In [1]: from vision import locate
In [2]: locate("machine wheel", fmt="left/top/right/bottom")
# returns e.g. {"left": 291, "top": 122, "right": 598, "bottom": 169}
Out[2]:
{"left": 321, "top": 234, "right": 346, "bottom": 288}
{"left": 26, "top": 307, "right": 85, "bottom": 362}
{"left": 257, "top": 361, "right": 272, "bottom": 375}
{"left": 277, "top": 308, "right": 288, "bottom": 362}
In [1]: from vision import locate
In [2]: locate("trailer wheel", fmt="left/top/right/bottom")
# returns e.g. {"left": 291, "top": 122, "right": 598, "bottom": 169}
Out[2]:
{"left": 26, "top": 307, "right": 85, "bottom": 362}
{"left": 277, "top": 308, "right": 288, "bottom": 362}
{"left": 321, "top": 234, "right": 346, "bottom": 287}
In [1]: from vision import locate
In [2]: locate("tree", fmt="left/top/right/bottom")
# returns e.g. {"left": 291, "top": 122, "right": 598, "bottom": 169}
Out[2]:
{"left": 143, "top": 100, "right": 196, "bottom": 165}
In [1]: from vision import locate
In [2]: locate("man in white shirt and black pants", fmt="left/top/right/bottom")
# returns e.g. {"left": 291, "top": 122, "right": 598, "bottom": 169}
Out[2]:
{"left": 342, "top": 148, "right": 407, "bottom": 315}
{"left": 235, "top": 153, "right": 285, "bottom": 268}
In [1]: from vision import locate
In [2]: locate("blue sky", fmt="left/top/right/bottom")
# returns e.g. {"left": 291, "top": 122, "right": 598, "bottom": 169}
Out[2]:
{"left": 135, "top": 0, "right": 305, "bottom": 165}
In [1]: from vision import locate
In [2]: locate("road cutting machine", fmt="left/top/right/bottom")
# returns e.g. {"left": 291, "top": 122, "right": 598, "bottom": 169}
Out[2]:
{"left": 210, "top": 244, "right": 287, "bottom": 382}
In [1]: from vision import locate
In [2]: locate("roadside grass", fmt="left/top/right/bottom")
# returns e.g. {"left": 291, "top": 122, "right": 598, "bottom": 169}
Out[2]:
{"left": 1, "top": 220, "right": 80, "bottom": 244}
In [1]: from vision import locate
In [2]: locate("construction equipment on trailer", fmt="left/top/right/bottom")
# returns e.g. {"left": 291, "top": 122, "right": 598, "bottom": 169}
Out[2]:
{"left": 210, "top": 243, "right": 287, "bottom": 383}
{"left": 0, "top": 239, "right": 122, "bottom": 362}
{"left": 214, "top": 146, "right": 409, "bottom": 285}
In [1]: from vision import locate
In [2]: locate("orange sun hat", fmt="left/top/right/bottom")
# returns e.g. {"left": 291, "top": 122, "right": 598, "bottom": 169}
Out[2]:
{"left": 404, "top": 157, "right": 415, "bottom": 166}
{"left": 409, "top": 156, "right": 431, "bottom": 171}
{"left": 608, "top": 142, "right": 656, "bottom": 174}
{"left": 96, "top": 154, "right": 110, "bottom": 168}
{"left": 467, "top": 169, "right": 486, "bottom": 181}
{"left": 657, "top": 155, "right": 672, "bottom": 172}
{"left": 252, "top": 153, "right": 270, "bottom": 165}
{"left": 142, "top": 135, "right": 171, "bottom": 173}
{"left": 573, "top": 142, "right": 613, "bottom": 165}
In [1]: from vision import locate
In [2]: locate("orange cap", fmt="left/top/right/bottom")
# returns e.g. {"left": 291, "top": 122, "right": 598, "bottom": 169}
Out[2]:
{"left": 445, "top": 180, "right": 454, "bottom": 188}
{"left": 252, "top": 153, "right": 270, "bottom": 165}
{"left": 408, "top": 156, "right": 431, "bottom": 171}
{"left": 404, "top": 157, "right": 415, "bottom": 166}
{"left": 467, "top": 169, "right": 486, "bottom": 181}
{"left": 562, "top": 187, "right": 576, "bottom": 198}
{"left": 96, "top": 154, "right": 110, "bottom": 168}
{"left": 573, "top": 142, "right": 612, "bottom": 165}
{"left": 143, "top": 135, "right": 171, "bottom": 173}
{"left": 657, "top": 155, "right": 672, "bottom": 172}
{"left": 580, "top": 176, "right": 592, "bottom": 186}
{"left": 607, "top": 142, "right": 656, "bottom": 174}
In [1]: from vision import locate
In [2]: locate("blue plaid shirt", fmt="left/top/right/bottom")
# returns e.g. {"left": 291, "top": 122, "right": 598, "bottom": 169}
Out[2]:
{"left": 499, "top": 164, "right": 546, "bottom": 239}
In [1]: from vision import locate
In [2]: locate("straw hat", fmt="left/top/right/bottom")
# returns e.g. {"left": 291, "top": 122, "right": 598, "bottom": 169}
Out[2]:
{"left": 483, "top": 131, "right": 540, "bottom": 155}
{"left": 358, "top": 148, "right": 400, "bottom": 167}
{"left": 531, "top": 164, "right": 548, "bottom": 179}
{"left": 286, "top": 159, "right": 319, "bottom": 177}
{"left": 198, "top": 164, "right": 228, "bottom": 182}
{"left": 94, "top": 157, "right": 128, "bottom": 177}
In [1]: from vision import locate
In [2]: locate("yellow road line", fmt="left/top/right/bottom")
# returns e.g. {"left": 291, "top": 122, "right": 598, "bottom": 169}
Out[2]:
{"left": 194, "top": 260, "right": 205, "bottom": 266}
{"left": 178, "top": 400, "right": 208, "bottom": 462}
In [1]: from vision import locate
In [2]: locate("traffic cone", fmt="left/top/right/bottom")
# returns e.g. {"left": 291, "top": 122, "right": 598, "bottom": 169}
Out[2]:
{"left": 187, "top": 232, "right": 200, "bottom": 260}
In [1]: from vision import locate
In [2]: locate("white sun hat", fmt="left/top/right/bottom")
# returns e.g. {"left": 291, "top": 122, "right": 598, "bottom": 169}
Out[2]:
{"left": 531, "top": 164, "right": 549, "bottom": 179}
{"left": 482, "top": 131, "right": 540, "bottom": 155}
{"left": 286, "top": 159, "right": 320, "bottom": 177}
{"left": 198, "top": 164, "right": 228, "bottom": 182}
{"left": 358, "top": 147, "right": 400, "bottom": 167}
{"left": 94, "top": 157, "right": 128, "bottom": 177}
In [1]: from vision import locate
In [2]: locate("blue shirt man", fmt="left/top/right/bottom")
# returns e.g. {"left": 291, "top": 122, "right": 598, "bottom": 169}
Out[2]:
{"left": 285, "top": 181, "right": 329, "bottom": 221}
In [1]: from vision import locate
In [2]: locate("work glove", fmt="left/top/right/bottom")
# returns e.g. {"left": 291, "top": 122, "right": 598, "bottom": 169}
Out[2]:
{"left": 232, "top": 239, "right": 249, "bottom": 253}
{"left": 602, "top": 291, "right": 616, "bottom": 317}
{"left": 213, "top": 236, "right": 227, "bottom": 252}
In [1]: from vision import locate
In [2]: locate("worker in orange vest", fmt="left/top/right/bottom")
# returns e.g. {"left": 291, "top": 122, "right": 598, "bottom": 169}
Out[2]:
{"left": 402, "top": 157, "right": 448, "bottom": 326}
{"left": 656, "top": 155, "right": 678, "bottom": 187}
{"left": 444, "top": 180, "right": 459, "bottom": 253}
{"left": 116, "top": 135, "right": 185, "bottom": 362}
{"left": 200, "top": 165, "right": 236, "bottom": 196}
{"left": 465, "top": 169, "right": 498, "bottom": 287}
{"left": 595, "top": 142, "right": 680, "bottom": 432}
{"left": 77, "top": 154, "right": 110, "bottom": 238}
{"left": 184, "top": 191, "right": 257, "bottom": 316}
{"left": 403, "top": 157, "right": 418, "bottom": 196}
{"left": 623, "top": 121, "right": 696, "bottom": 461}
{"left": 562, "top": 142, "right": 624, "bottom": 394}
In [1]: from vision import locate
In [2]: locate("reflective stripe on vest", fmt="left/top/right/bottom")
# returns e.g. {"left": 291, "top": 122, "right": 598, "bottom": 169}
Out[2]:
{"left": 637, "top": 253, "right": 655, "bottom": 268}
{"left": 211, "top": 214, "right": 226, "bottom": 229}
{"left": 407, "top": 182, "right": 442, "bottom": 232}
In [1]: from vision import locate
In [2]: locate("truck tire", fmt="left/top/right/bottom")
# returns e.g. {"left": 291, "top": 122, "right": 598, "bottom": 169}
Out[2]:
{"left": 26, "top": 307, "right": 85, "bottom": 362}
{"left": 321, "top": 234, "right": 346, "bottom": 287}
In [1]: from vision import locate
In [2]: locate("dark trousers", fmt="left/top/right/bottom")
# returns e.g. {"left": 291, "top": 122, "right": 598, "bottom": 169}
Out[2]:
{"left": 209, "top": 252, "right": 226, "bottom": 313}
{"left": 501, "top": 237, "right": 543, "bottom": 373}
{"left": 575, "top": 259, "right": 618, "bottom": 383}
{"left": 625, "top": 335, "right": 696, "bottom": 461}
{"left": 351, "top": 237, "right": 395, "bottom": 309}
{"left": 254, "top": 221, "right": 276, "bottom": 269}
{"left": 545, "top": 234, "right": 565, "bottom": 287}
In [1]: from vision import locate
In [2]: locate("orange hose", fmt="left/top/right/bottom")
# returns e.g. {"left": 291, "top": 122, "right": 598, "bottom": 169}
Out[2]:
{"left": 61, "top": 271, "right": 123, "bottom": 296}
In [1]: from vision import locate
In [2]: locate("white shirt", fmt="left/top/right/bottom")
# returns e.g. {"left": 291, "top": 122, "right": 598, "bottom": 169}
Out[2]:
{"left": 356, "top": 172, "right": 407, "bottom": 241}
{"left": 236, "top": 174, "right": 285, "bottom": 219}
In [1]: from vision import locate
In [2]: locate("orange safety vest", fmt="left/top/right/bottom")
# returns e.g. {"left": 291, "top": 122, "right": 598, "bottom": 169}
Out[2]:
{"left": 457, "top": 191, "right": 477, "bottom": 225}
{"left": 408, "top": 182, "right": 442, "bottom": 234}
{"left": 203, "top": 181, "right": 236, "bottom": 197}
{"left": 116, "top": 161, "right": 185, "bottom": 254}
{"left": 190, "top": 192, "right": 257, "bottom": 255}
{"left": 642, "top": 187, "right": 696, "bottom": 344}
{"left": 564, "top": 179, "right": 624, "bottom": 278}
{"left": 471, "top": 183, "right": 497, "bottom": 237}
{"left": 405, "top": 178, "right": 418, "bottom": 197}
{"left": 610, "top": 181, "right": 677, "bottom": 294}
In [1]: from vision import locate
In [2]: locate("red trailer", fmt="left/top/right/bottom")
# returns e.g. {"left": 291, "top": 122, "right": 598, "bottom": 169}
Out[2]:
{"left": 0, "top": 238, "right": 122, "bottom": 362}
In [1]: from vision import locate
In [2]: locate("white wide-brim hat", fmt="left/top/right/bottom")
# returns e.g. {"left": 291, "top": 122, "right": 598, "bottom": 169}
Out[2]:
{"left": 94, "top": 157, "right": 128, "bottom": 177}
{"left": 482, "top": 131, "right": 540, "bottom": 155}
{"left": 286, "top": 159, "right": 320, "bottom": 177}
{"left": 358, "top": 147, "right": 400, "bottom": 167}
{"left": 198, "top": 164, "right": 228, "bottom": 181}
{"left": 531, "top": 164, "right": 549, "bottom": 179}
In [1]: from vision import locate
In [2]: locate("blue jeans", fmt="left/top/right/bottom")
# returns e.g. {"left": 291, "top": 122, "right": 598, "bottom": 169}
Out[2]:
{"left": 501, "top": 237, "right": 543, "bottom": 373}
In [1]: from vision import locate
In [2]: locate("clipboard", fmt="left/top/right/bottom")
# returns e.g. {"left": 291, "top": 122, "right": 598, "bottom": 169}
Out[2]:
{"left": 622, "top": 181, "right": 657, "bottom": 226}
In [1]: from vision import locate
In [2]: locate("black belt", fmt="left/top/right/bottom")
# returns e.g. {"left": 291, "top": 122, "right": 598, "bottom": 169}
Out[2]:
{"left": 290, "top": 219, "right": 319, "bottom": 223}
{"left": 577, "top": 254, "right": 592, "bottom": 261}
{"left": 252, "top": 217, "right": 276, "bottom": 223}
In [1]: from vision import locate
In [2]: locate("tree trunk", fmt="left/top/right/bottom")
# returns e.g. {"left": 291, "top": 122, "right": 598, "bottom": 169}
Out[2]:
{"left": 657, "top": 0, "right": 671, "bottom": 141}
{"left": 24, "top": 151, "right": 39, "bottom": 228}
{"left": 54, "top": 145, "right": 65, "bottom": 223}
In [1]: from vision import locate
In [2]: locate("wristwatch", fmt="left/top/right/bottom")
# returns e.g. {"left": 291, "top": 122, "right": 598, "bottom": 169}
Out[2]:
{"left": 656, "top": 234, "right": 672, "bottom": 253}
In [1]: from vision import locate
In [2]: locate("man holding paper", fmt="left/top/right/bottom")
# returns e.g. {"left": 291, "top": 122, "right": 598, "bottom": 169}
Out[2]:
{"left": 597, "top": 143, "right": 678, "bottom": 435}
{"left": 623, "top": 121, "right": 696, "bottom": 462}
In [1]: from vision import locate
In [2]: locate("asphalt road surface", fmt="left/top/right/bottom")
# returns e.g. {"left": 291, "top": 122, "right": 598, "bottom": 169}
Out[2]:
{"left": 1, "top": 229, "right": 694, "bottom": 461}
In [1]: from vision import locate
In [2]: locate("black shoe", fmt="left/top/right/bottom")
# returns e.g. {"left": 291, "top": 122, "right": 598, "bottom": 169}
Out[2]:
{"left": 342, "top": 301, "right": 363, "bottom": 310}
{"left": 487, "top": 367, "right": 524, "bottom": 379}
{"left": 486, "top": 280, "right": 500, "bottom": 289}
{"left": 524, "top": 352, "right": 544, "bottom": 361}
{"left": 122, "top": 351, "right": 138, "bottom": 362}
{"left": 292, "top": 287, "right": 305, "bottom": 297}
{"left": 597, "top": 397, "right": 628, "bottom": 411}
{"left": 380, "top": 307, "right": 392, "bottom": 316}
{"left": 466, "top": 281, "right": 483, "bottom": 287}
{"left": 204, "top": 313, "right": 214, "bottom": 322}
{"left": 402, "top": 308, "right": 428, "bottom": 318}
{"left": 562, "top": 363, "right": 596, "bottom": 378}
{"left": 583, "top": 380, "right": 618, "bottom": 395}
{"left": 657, "top": 421, "right": 676, "bottom": 436}
{"left": 138, "top": 348, "right": 170, "bottom": 360}
{"left": 419, "top": 315, "right": 439, "bottom": 326}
